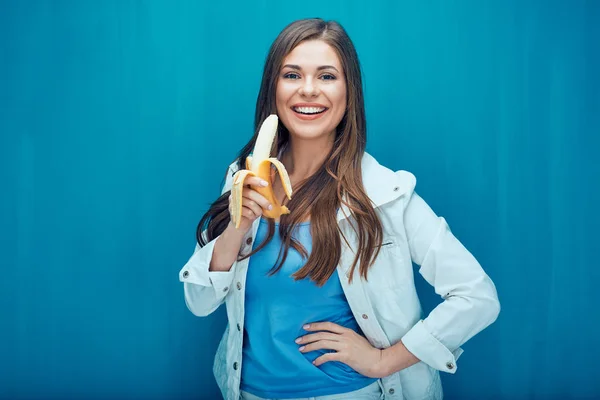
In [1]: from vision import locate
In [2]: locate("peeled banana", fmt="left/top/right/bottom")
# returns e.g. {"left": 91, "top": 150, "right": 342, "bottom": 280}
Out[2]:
{"left": 230, "top": 114, "right": 293, "bottom": 229}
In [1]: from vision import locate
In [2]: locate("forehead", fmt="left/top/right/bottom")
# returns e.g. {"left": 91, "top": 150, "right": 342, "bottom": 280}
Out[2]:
{"left": 282, "top": 40, "right": 342, "bottom": 70}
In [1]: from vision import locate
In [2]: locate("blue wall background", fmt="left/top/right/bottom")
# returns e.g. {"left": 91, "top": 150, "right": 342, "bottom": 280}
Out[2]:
{"left": 1, "top": 1, "right": 598, "bottom": 399}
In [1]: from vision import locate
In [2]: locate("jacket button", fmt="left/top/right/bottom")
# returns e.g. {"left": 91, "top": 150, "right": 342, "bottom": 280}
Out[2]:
{"left": 233, "top": 362, "right": 238, "bottom": 370}
{"left": 246, "top": 237, "right": 253, "bottom": 245}
{"left": 237, "top": 282, "right": 242, "bottom": 290}
{"left": 362, "top": 314, "right": 369, "bottom": 319}
{"left": 446, "top": 362, "right": 455, "bottom": 370}
{"left": 223, "top": 287, "right": 228, "bottom": 292}
{"left": 389, "top": 388, "right": 395, "bottom": 394}
{"left": 237, "top": 323, "right": 241, "bottom": 331}
{"left": 393, "top": 186, "right": 400, "bottom": 192}
{"left": 182, "top": 271, "right": 189, "bottom": 278}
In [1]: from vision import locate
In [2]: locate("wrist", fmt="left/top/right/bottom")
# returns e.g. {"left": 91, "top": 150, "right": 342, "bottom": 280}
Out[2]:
{"left": 375, "top": 348, "right": 392, "bottom": 378}
{"left": 209, "top": 224, "right": 246, "bottom": 272}
{"left": 376, "top": 341, "right": 420, "bottom": 377}
{"left": 225, "top": 221, "right": 248, "bottom": 239}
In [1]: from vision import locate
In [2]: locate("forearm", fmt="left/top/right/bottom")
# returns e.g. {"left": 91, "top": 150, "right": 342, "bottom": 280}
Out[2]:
{"left": 377, "top": 339, "right": 421, "bottom": 377}
{"left": 209, "top": 222, "right": 246, "bottom": 272}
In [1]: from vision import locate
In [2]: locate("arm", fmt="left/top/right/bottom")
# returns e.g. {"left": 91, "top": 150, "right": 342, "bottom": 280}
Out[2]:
{"left": 394, "top": 191, "right": 500, "bottom": 374}
{"left": 179, "top": 164, "right": 243, "bottom": 317}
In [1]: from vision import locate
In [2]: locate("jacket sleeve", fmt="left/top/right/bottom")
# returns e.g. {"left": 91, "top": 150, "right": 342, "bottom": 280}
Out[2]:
{"left": 399, "top": 189, "right": 501, "bottom": 374}
{"left": 178, "top": 164, "right": 238, "bottom": 317}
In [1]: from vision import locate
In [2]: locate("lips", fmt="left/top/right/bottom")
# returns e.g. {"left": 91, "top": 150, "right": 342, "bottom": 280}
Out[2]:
{"left": 290, "top": 103, "right": 329, "bottom": 121}
{"left": 291, "top": 103, "right": 328, "bottom": 113}
{"left": 291, "top": 108, "right": 328, "bottom": 120}
{"left": 293, "top": 106, "right": 327, "bottom": 115}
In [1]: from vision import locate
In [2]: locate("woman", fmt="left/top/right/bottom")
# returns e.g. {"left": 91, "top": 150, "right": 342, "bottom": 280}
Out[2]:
{"left": 179, "top": 18, "right": 500, "bottom": 400}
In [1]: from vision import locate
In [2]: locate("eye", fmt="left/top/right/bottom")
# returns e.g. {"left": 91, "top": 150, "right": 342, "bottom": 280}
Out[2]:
{"left": 283, "top": 72, "right": 300, "bottom": 80}
{"left": 320, "top": 74, "right": 336, "bottom": 81}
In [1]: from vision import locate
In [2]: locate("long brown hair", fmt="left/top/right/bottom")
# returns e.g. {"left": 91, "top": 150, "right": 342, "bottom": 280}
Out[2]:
{"left": 197, "top": 18, "right": 383, "bottom": 286}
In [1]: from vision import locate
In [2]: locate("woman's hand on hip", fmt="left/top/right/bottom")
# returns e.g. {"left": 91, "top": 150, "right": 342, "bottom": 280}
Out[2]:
{"left": 296, "top": 321, "right": 387, "bottom": 379}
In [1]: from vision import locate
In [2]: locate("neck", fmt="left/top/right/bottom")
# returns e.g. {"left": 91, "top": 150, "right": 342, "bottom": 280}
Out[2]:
{"left": 282, "top": 133, "right": 334, "bottom": 180}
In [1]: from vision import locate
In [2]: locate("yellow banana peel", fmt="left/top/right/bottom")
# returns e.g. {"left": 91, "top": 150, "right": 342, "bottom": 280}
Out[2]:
{"left": 231, "top": 115, "right": 292, "bottom": 229}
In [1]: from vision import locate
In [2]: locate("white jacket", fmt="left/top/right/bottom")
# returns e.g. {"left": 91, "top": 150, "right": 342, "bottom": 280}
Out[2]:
{"left": 179, "top": 152, "right": 500, "bottom": 400}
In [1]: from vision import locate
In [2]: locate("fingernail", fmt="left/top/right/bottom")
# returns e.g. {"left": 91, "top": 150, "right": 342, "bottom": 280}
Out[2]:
{"left": 268, "top": 204, "right": 273, "bottom": 210}
{"left": 303, "top": 324, "right": 310, "bottom": 329}
{"left": 299, "top": 346, "right": 305, "bottom": 351}
{"left": 260, "top": 180, "right": 268, "bottom": 186}
{"left": 295, "top": 338, "right": 301, "bottom": 343}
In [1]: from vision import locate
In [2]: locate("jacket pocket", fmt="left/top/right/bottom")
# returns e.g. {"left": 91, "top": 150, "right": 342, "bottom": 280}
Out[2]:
{"left": 341, "top": 236, "right": 409, "bottom": 290}
{"left": 364, "top": 237, "right": 406, "bottom": 288}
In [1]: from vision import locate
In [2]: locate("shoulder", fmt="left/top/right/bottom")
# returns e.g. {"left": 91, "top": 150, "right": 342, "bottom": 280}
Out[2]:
{"left": 394, "top": 170, "right": 417, "bottom": 196}
{"left": 361, "top": 151, "right": 417, "bottom": 202}
{"left": 217, "top": 159, "right": 242, "bottom": 194}
{"left": 227, "top": 159, "right": 241, "bottom": 174}
{"left": 223, "top": 158, "right": 243, "bottom": 183}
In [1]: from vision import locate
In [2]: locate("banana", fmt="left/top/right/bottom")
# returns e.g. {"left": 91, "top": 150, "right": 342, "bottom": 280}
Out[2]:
{"left": 230, "top": 114, "right": 293, "bottom": 229}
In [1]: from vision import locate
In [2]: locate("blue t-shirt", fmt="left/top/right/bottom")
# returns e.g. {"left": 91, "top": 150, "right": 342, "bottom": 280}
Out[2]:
{"left": 240, "top": 218, "right": 377, "bottom": 398}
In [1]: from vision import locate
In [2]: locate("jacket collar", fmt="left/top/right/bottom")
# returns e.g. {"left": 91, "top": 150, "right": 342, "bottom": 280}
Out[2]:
{"left": 336, "top": 152, "right": 412, "bottom": 222}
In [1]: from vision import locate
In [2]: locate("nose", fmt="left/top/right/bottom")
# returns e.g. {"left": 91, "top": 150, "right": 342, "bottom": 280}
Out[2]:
{"left": 299, "top": 78, "right": 318, "bottom": 97}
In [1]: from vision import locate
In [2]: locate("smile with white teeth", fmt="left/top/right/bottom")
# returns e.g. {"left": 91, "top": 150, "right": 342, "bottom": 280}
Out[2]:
{"left": 292, "top": 106, "right": 327, "bottom": 115}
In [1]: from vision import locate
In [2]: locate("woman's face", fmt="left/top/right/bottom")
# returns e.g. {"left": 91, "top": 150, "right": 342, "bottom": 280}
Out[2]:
{"left": 276, "top": 40, "right": 347, "bottom": 142}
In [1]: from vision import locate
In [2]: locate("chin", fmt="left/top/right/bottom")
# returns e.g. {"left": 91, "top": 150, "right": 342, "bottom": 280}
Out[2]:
{"left": 281, "top": 118, "right": 335, "bottom": 140}
{"left": 288, "top": 125, "right": 332, "bottom": 141}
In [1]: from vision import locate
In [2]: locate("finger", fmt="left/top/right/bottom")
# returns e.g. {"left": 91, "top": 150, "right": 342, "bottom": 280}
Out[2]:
{"left": 242, "top": 198, "right": 263, "bottom": 218}
{"left": 313, "top": 352, "right": 341, "bottom": 367}
{"left": 244, "top": 176, "right": 269, "bottom": 188}
{"left": 241, "top": 206, "right": 256, "bottom": 220}
{"left": 243, "top": 188, "right": 272, "bottom": 211}
{"left": 299, "top": 340, "right": 343, "bottom": 353}
{"left": 303, "top": 322, "right": 348, "bottom": 335}
{"left": 296, "top": 332, "right": 340, "bottom": 345}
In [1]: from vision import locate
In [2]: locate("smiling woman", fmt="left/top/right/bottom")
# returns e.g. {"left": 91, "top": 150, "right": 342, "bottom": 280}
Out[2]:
{"left": 277, "top": 41, "right": 347, "bottom": 132}
{"left": 179, "top": 18, "right": 500, "bottom": 400}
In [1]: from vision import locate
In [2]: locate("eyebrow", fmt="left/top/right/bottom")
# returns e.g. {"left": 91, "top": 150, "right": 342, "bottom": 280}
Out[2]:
{"left": 282, "top": 64, "right": 340, "bottom": 73}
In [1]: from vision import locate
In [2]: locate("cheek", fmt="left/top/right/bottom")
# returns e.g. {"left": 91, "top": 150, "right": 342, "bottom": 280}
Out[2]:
{"left": 338, "top": 94, "right": 347, "bottom": 111}
{"left": 275, "top": 86, "right": 284, "bottom": 105}
{"left": 275, "top": 88, "right": 287, "bottom": 115}
{"left": 333, "top": 89, "right": 347, "bottom": 116}
{"left": 276, "top": 82, "right": 295, "bottom": 100}
{"left": 340, "top": 85, "right": 348, "bottom": 104}
{"left": 330, "top": 84, "right": 347, "bottom": 108}
{"left": 275, "top": 86, "right": 293, "bottom": 125}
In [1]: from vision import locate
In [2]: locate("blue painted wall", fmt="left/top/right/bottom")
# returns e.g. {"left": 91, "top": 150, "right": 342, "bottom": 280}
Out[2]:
{"left": 1, "top": 1, "right": 598, "bottom": 399}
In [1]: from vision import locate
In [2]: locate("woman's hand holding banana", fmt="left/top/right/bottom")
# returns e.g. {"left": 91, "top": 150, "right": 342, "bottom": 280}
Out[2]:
{"left": 228, "top": 115, "right": 293, "bottom": 235}
{"left": 227, "top": 176, "right": 273, "bottom": 234}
